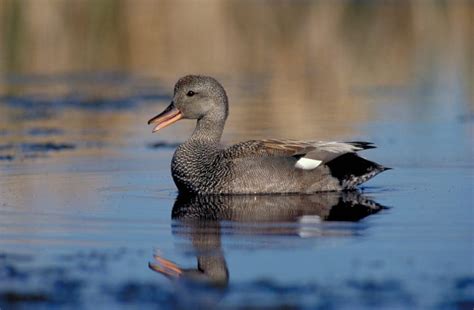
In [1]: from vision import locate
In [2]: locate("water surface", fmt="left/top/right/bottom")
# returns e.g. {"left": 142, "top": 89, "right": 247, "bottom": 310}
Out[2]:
{"left": 0, "top": 1, "right": 473, "bottom": 308}
{"left": 0, "top": 71, "right": 472, "bottom": 309}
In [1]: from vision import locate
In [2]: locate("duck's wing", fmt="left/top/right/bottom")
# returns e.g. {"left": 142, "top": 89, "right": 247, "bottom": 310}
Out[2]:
{"left": 223, "top": 139, "right": 375, "bottom": 170}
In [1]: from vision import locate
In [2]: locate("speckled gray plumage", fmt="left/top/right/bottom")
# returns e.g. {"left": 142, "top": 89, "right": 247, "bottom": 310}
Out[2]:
{"left": 155, "top": 75, "right": 389, "bottom": 194}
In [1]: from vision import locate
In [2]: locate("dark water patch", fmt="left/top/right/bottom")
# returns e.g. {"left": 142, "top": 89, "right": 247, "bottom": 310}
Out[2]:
{"left": 250, "top": 278, "right": 319, "bottom": 295}
{"left": 1, "top": 140, "right": 107, "bottom": 160}
{"left": 2, "top": 95, "right": 54, "bottom": 109}
{"left": 27, "top": 127, "right": 63, "bottom": 136}
{"left": 455, "top": 277, "right": 474, "bottom": 290}
{"left": 20, "top": 142, "right": 76, "bottom": 153}
{"left": 453, "top": 277, "right": 474, "bottom": 307}
{"left": 1, "top": 72, "right": 171, "bottom": 113}
{"left": 0, "top": 291, "right": 50, "bottom": 303}
{"left": 227, "top": 278, "right": 415, "bottom": 309}
{"left": 0, "top": 129, "right": 8, "bottom": 136}
{"left": 347, "top": 278, "right": 402, "bottom": 292}
{"left": 106, "top": 282, "right": 173, "bottom": 304}
{"left": 232, "top": 280, "right": 320, "bottom": 308}
{"left": 0, "top": 253, "right": 34, "bottom": 262}
{"left": 148, "top": 141, "right": 182, "bottom": 149}
{"left": 0, "top": 257, "right": 83, "bottom": 306}
{"left": 0, "top": 265, "right": 29, "bottom": 280}
{"left": 453, "top": 300, "right": 474, "bottom": 310}
{"left": 437, "top": 277, "right": 474, "bottom": 310}
{"left": 51, "top": 278, "right": 84, "bottom": 303}
{"left": 0, "top": 249, "right": 172, "bottom": 308}
{"left": 0, "top": 144, "right": 14, "bottom": 151}
{"left": 0, "top": 280, "right": 84, "bottom": 306}
{"left": 0, "top": 144, "right": 14, "bottom": 161}
{"left": 16, "top": 108, "right": 56, "bottom": 121}
{"left": 2, "top": 93, "right": 168, "bottom": 112}
{"left": 2, "top": 94, "right": 123, "bottom": 110}
{"left": 346, "top": 279, "right": 415, "bottom": 307}
{"left": 35, "top": 266, "right": 69, "bottom": 279}
{"left": 0, "top": 249, "right": 469, "bottom": 309}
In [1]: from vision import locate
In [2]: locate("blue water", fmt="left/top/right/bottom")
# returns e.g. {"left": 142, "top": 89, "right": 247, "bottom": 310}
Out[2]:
{"left": 0, "top": 74, "right": 473, "bottom": 309}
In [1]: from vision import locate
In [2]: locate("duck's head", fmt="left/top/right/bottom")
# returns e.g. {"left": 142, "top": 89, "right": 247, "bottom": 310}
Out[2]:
{"left": 148, "top": 75, "right": 229, "bottom": 133}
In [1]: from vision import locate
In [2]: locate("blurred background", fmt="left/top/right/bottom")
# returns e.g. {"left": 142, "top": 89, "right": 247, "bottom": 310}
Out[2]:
{"left": 0, "top": 0, "right": 472, "bottom": 142}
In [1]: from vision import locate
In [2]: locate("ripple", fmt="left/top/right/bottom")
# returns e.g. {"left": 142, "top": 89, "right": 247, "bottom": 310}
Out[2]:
{"left": 0, "top": 155, "right": 14, "bottom": 161}
{"left": 27, "top": 128, "right": 63, "bottom": 136}
{"left": 147, "top": 141, "right": 182, "bottom": 149}
{"left": 20, "top": 142, "right": 76, "bottom": 153}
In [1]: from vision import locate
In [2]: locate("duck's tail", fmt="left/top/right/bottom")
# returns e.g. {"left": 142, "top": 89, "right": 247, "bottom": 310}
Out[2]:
{"left": 326, "top": 153, "right": 391, "bottom": 190}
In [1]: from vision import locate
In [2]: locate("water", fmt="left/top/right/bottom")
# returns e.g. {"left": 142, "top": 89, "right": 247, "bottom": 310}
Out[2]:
{"left": 0, "top": 72, "right": 472, "bottom": 309}
{"left": 0, "top": 2, "right": 473, "bottom": 309}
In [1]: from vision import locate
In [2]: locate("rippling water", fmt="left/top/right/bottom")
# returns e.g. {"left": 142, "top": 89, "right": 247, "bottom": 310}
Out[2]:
{"left": 0, "top": 71, "right": 472, "bottom": 309}
{"left": 1, "top": 1, "right": 473, "bottom": 309}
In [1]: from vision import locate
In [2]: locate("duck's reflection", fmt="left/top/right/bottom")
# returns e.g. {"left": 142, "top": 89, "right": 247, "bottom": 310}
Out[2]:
{"left": 149, "top": 192, "right": 385, "bottom": 287}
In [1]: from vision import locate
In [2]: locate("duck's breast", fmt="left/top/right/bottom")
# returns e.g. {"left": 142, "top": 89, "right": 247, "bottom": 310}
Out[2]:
{"left": 171, "top": 144, "right": 229, "bottom": 193}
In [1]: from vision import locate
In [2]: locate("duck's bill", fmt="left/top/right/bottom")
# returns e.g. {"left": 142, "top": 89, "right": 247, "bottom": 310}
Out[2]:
{"left": 147, "top": 102, "right": 183, "bottom": 133}
{"left": 148, "top": 255, "right": 183, "bottom": 278}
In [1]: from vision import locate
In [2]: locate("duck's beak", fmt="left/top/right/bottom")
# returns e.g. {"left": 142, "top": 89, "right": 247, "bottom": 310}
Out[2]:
{"left": 147, "top": 102, "right": 183, "bottom": 133}
{"left": 149, "top": 254, "right": 183, "bottom": 278}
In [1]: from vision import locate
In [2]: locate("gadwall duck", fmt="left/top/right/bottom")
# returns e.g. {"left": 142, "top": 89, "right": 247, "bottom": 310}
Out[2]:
{"left": 148, "top": 75, "right": 389, "bottom": 194}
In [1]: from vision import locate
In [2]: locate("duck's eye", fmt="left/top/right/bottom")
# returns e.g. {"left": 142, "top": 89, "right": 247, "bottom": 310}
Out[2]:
{"left": 186, "top": 91, "right": 195, "bottom": 97}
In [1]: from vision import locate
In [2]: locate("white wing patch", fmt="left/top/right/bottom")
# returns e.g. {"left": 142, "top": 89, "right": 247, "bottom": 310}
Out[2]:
{"left": 295, "top": 157, "right": 322, "bottom": 170}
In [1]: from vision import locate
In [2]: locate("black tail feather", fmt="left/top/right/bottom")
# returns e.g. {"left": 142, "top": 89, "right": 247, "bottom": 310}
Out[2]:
{"left": 345, "top": 141, "right": 376, "bottom": 150}
{"left": 326, "top": 153, "right": 388, "bottom": 189}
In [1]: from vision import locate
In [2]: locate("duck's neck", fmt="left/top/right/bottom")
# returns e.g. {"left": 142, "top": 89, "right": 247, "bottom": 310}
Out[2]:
{"left": 189, "top": 113, "right": 225, "bottom": 145}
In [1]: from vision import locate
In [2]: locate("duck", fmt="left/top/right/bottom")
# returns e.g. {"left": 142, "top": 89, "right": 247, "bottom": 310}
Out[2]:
{"left": 148, "top": 75, "right": 389, "bottom": 194}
